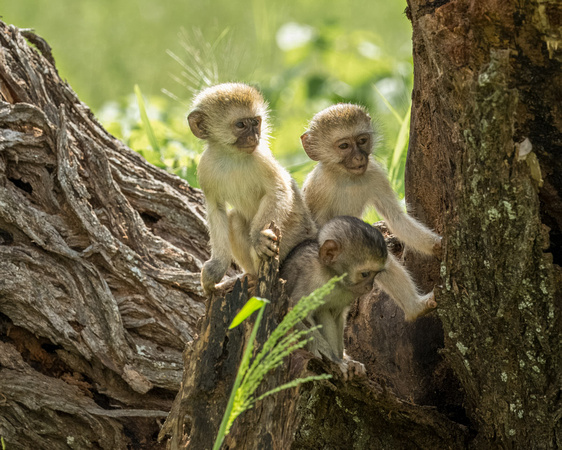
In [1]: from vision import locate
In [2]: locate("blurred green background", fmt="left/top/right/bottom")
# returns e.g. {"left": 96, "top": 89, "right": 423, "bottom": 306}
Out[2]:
{"left": 2, "top": 1, "right": 413, "bottom": 218}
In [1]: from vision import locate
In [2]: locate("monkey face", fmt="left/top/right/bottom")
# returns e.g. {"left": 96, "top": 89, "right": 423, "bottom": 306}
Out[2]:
{"left": 346, "top": 265, "right": 384, "bottom": 296}
{"left": 232, "top": 116, "right": 262, "bottom": 153}
{"left": 334, "top": 133, "right": 372, "bottom": 175}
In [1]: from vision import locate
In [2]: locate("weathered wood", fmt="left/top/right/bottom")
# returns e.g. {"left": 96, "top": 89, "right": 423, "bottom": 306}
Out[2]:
{"left": 0, "top": 21, "right": 212, "bottom": 448}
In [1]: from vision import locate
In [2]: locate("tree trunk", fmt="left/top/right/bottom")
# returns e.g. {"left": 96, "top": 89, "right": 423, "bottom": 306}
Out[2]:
{"left": 404, "top": 0, "right": 562, "bottom": 447}
{"left": 0, "top": 22, "right": 212, "bottom": 449}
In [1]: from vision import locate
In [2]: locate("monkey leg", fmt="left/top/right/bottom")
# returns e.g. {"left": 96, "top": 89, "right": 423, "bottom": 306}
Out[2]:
{"left": 334, "top": 310, "right": 347, "bottom": 358}
{"left": 375, "top": 253, "right": 436, "bottom": 321}
{"left": 201, "top": 258, "right": 231, "bottom": 295}
{"left": 228, "top": 210, "right": 256, "bottom": 275}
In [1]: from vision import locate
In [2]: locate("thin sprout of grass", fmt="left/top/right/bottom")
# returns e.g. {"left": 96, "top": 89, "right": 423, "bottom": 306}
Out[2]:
{"left": 134, "top": 85, "right": 161, "bottom": 157}
{"left": 214, "top": 275, "right": 343, "bottom": 448}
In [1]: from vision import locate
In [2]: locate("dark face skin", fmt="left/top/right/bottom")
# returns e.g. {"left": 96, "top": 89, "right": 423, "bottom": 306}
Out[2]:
{"left": 322, "top": 241, "right": 385, "bottom": 296}
{"left": 334, "top": 132, "right": 372, "bottom": 175}
{"left": 346, "top": 267, "right": 383, "bottom": 296}
{"left": 233, "top": 116, "right": 261, "bottom": 153}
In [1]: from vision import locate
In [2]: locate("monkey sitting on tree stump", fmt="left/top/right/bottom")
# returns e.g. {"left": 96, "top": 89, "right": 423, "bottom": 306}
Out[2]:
{"left": 187, "top": 83, "right": 316, "bottom": 295}
{"left": 281, "top": 216, "right": 388, "bottom": 378}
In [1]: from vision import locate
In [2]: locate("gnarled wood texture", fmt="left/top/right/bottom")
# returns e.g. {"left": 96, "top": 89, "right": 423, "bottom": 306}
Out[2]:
{"left": 0, "top": 21, "right": 212, "bottom": 448}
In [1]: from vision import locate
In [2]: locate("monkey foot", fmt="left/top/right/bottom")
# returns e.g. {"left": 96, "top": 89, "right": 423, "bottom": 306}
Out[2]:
{"left": 215, "top": 274, "right": 256, "bottom": 294}
{"left": 340, "top": 353, "right": 366, "bottom": 381}
{"left": 405, "top": 291, "right": 437, "bottom": 321}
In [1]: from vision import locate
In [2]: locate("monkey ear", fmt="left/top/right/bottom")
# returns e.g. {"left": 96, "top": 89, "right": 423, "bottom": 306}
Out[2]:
{"left": 300, "top": 132, "right": 321, "bottom": 161}
{"left": 187, "top": 110, "right": 209, "bottom": 139}
{"left": 319, "top": 240, "right": 341, "bottom": 266}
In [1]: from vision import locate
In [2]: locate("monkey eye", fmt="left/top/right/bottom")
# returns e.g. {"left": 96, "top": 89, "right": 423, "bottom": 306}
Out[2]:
{"left": 358, "top": 137, "right": 368, "bottom": 145}
{"left": 250, "top": 118, "right": 259, "bottom": 127}
{"left": 235, "top": 121, "right": 245, "bottom": 129}
{"left": 360, "top": 271, "right": 371, "bottom": 278}
{"left": 338, "top": 143, "right": 349, "bottom": 150}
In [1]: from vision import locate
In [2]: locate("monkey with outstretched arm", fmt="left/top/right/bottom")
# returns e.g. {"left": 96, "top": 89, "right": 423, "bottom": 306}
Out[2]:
{"left": 189, "top": 83, "right": 316, "bottom": 295}
{"left": 281, "top": 216, "right": 388, "bottom": 375}
{"left": 301, "top": 104, "right": 440, "bottom": 320}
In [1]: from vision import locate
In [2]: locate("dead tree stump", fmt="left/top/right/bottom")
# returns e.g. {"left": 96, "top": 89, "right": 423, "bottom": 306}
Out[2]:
{"left": 0, "top": 21, "right": 212, "bottom": 449}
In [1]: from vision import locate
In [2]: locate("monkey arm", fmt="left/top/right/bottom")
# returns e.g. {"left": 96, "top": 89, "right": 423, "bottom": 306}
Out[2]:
{"left": 369, "top": 163, "right": 441, "bottom": 257}
{"left": 375, "top": 254, "right": 436, "bottom": 321}
{"left": 201, "top": 200, "right": 232, "bottom": 294}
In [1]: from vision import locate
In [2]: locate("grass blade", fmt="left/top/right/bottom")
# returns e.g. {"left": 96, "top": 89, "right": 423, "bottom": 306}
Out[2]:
{"left": 373, "top": 83, "right": 403, "bottom": 125}
{"left": 134, "top": 84, "right": 161, "bottom": 156}
{"left": 388, "top": 104, "right": 411, "bottom": 189}
{"left": 214, "top": 304, "right": 266, "bottom": 450}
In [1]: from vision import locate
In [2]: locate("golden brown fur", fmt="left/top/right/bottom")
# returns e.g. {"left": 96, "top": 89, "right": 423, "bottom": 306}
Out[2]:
{"left": 190, "top": 83, "right": 316, "bottom": 294}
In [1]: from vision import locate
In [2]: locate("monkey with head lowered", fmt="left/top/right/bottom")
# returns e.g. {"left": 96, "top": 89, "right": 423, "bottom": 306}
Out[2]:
{"left": 281, "top": 216, "right": 387, "bottom": 375}
{"left": 188, "top": 83, "right": 316, "bottom": 295}
{"left": 301, "top": 104, "right": 440, "bottom": 320}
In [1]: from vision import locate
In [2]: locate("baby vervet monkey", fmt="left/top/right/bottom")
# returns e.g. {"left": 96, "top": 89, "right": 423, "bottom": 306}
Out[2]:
{"left": 281, "top": 216, "right": 388, "bottom": 375}
{"left": 301, "top": 104, "right": 440, "bottom": 320}
{"left": 188, "top": 83, "right": 316, "bottom": 295}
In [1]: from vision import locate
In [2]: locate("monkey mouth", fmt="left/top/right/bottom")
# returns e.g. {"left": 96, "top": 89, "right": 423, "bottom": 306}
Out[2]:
{"left": 347, "top": 165, "right": 367, "bottom": 175}
{"left": 236, "top": 144, "right": 258, "bottom": 154}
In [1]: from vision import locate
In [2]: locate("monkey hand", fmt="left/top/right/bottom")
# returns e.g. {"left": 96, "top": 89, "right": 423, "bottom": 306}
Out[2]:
{"left": 201, "top": 259, "right": 228, "bottom": 295}
{"left": 254, "top": 228, "right": 279, "bottom": 260}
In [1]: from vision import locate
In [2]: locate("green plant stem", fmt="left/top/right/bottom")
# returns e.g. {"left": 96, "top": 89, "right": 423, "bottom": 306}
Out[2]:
{"left": 213, "top": 303, "right": 266, "bottom": 450}
{"left": 134, "top": 84, "right": 161, "bottom": 156}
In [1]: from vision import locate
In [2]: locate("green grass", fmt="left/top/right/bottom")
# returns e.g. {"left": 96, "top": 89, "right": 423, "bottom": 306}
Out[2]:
{"left": 214, "top": 275, "right": 342, "bottom": 449}
{"left": 2, "top": 1, "right": 412, "bottom": 109}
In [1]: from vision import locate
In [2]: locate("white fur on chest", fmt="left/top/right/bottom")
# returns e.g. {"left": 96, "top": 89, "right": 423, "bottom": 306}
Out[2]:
{"left": 318, "top": 173, "right": 370, "bottom": 218}
{"left": 200, "top": 150, "right": 267, "bottom": 217}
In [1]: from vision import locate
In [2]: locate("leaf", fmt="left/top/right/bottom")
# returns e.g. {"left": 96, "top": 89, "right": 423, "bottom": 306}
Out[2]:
{"left": 373, "top": 83, "right": 403, "bottom": 125}
{"left": 229, "top": 297, "right": 269, "bottom": 329}
{"left": 388, "top": 104, "right": 411, "bottom": 189}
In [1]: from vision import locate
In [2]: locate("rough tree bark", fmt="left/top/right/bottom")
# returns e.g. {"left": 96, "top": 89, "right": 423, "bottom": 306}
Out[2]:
{"left": 0, "top": 22, "right": 215, "bottom": 449}
{"left": 404, "top": 0, "right": 562, "bottom": 447}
